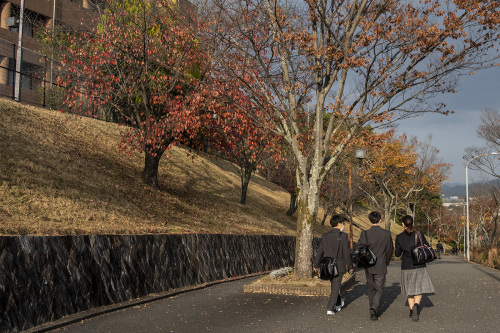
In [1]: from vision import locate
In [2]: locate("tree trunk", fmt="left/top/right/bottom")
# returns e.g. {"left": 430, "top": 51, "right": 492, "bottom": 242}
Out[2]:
{"left": 286, "top": 192, "right": 298, "bottom": 216}
{"left": 491, "top": 209, "right": 499, "bottom": 246}
{"left": 294, "top": 193, "right": 317, "bottom": 279}
{"left": 240, "top": 181, "right": 249, "bottom": 204}
{"left": 405, "top": 201, "right": 416, "bottom": 218}
{"left": 142, "top": 148, "right": 166, "bottom": 189}
{"left": 240, "top": 162, "right": 254, "bottom": 204}
{"left": 320, "top": 210, "right": 328, "bottom": 225}
{"left": 383, "top": 191, "right": 392, "bottom": 231}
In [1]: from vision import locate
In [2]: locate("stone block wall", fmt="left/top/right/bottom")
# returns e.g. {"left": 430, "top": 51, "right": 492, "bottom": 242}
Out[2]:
{"left": 0, "top": 234, "right": 306, "bottom": 332}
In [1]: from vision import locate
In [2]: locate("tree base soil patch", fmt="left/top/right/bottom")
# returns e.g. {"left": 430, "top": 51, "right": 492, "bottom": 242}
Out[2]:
{"left": 244, "top": 272, "right": 356, "bottom": 296}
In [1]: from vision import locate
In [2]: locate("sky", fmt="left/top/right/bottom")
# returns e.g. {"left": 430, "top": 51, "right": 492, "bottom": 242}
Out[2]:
{"left": 395, "top": 67, "right": 500, "bottom": 185}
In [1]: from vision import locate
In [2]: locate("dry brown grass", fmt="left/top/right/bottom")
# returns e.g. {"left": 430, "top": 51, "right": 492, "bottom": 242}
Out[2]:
{"left": 0, "top": 98, "right": 404, "bottom": 238}
{"left": 472, "top": 247, "right": 500, "bottom": 270}
{"left": 0, "top": 98, "right": 315, "bottom": 236}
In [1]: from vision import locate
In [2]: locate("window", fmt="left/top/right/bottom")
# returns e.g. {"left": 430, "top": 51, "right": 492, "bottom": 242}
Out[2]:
{"left": 7, "top": 58, "right": 43, "bottom": 90}
{"left": 8, "top": 6, "right": 36, "bottom": 37}
{"left": 7, "top": 58, "right": 14, "bottom": 87}
{"left": 9, "top": 21, "right": 33, "bottom": 37}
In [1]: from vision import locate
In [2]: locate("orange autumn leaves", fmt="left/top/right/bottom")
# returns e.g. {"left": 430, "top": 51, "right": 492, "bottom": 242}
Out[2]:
{"left": 361, "top": 132, "right": 449, "bottom": 197}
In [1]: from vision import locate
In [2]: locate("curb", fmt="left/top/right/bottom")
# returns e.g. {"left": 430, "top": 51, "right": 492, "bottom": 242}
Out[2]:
{"left": 243, "top": 272, "right": 357, "bottom": 296}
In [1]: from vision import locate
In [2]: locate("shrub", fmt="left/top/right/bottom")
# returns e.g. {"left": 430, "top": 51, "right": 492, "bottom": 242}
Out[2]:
{"left": 471, "top": 246, "right": 500, "bottom": 270}
{"left": 488, "top": 247, "right": 499, "bottom": 269}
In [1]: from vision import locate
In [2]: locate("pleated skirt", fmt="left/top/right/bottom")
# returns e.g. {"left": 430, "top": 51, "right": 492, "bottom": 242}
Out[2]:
{"left": 401, "top": 267, "right": 435, "bottom": 296}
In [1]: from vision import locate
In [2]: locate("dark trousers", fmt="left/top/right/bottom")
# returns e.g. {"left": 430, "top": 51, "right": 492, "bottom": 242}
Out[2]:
{"left": 365, "top": 271, "right": 386, "bottom": 313}
{"left": 327, "top": 273, "right": 344, "bottom": 311}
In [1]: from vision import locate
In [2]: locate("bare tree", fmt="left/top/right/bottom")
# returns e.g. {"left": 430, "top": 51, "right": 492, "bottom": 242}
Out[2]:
{"left": 402, "top": 135, "right": 451, "bottom": 218}
{"left": 489, "top": 185, "right": 500, "bottom": 246}
{"left": 465, "top": 109, "right": 500, "bottom": 178}
{"left": 469, "top": 182, "right": 500, "bottom": 247}
{"left": 319, "top": 156, "right": 365, "bottom": 225}
{"left": 464, "top": 109, "right": 500, "bottom": 248}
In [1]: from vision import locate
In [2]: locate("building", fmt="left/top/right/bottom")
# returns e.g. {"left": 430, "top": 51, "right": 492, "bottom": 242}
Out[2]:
{"left": 0, "top": 0, "right": 92, "bottom": 106}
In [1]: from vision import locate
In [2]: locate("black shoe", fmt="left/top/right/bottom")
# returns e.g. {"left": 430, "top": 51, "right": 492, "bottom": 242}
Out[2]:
{"left": 409, "top": 309, "right": 413, "bottom": 318}
{"left": 412, "top": 304, "right": 419, "bottom": 322}
{"left": 370, "top": 308, "right": 378, "bottom": 321}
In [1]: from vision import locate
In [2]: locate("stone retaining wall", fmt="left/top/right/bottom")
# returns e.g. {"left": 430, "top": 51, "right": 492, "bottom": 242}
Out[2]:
{"left": 0, "top": 234, "right": 315, "bottom": 332}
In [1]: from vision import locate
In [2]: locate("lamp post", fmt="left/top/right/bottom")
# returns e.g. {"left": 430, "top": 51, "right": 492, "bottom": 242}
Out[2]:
{"left": 465, "top": 152, "right": 500, "bottom": 261}
{"left": 462, "top": 205, "right": 466, "bottom": 257}
{"left": 349, "top": 148, "right": 367, "bottom": 250}
{"left": 463, "top": 224, "right": 465, "bottom": 258}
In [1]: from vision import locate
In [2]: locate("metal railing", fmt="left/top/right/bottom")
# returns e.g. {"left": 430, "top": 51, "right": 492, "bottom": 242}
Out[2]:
{"left": 0, "top": 37, "right": 65, "bottom": 108}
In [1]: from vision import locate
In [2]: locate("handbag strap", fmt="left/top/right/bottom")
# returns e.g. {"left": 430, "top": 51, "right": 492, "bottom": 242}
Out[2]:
{"left": 414, "top": 231, "right": 424, "bottom": 246}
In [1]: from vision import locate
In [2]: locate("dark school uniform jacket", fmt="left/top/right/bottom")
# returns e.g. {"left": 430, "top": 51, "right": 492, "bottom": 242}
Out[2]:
{"left": 395, "top": 231, "right": 429, "bottom": 270}
{"left": 357, "top": 225, "right": 394, "bottom": 274}
{"left": 314, "top": 228, "right": 353, "bottom": 274}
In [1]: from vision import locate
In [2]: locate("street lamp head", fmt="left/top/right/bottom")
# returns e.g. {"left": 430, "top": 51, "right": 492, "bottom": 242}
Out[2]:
{"left": 467, "top": 151, "right": 500, "bottom": 167}
{"left": 355, "top": 148, "right": 366, "bottom": 159}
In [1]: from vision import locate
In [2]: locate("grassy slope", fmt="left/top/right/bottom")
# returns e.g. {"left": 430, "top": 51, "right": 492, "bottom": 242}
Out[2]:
{"left": 0, "top": 98, "right": 403, "bottom": 239}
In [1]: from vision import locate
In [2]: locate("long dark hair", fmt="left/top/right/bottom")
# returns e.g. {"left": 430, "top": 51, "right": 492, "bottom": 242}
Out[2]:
{"left": 402, "top": 215, "right": 415, "bottom": 235}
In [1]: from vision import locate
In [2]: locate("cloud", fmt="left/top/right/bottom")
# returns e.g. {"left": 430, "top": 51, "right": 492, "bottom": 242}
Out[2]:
{"left": 395, "top": 67, "right": 500, "bottom": 184}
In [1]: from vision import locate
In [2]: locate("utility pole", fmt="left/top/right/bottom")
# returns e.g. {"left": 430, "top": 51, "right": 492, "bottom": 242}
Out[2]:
{"left": 14, "top": 0, "right": 25, "bottom": 101}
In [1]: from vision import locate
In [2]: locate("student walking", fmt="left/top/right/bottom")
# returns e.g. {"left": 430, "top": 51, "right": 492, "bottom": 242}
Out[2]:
{"left": 436, "top": 240, "right": 444, "bottom": 259}
{"left": 395, "top": 215, "right": 435, "bottom": 322}
{"left": 356, "top": 211, "right": 394, "bottom": 321}
{"left": 314, "top": 215, "right": 353, "bottom": 315}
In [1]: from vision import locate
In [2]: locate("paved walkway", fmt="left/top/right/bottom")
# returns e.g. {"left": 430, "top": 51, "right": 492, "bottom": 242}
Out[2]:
{"left": 45, "top": 256, "right": 499, "bottom": 332}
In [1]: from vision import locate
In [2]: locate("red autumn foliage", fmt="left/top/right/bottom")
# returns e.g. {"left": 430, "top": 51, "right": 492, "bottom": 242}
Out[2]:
{"left": 57, "top": 0, "right": 212, "bottom": 188}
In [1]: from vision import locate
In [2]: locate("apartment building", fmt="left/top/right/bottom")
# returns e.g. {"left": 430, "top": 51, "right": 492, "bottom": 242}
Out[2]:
{"left": 0, "top": 0, "right": 93, "bottom": 106}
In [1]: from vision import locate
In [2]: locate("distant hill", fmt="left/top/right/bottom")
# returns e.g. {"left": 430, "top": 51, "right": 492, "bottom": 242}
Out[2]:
{"left": 444, "top": 182, "right": 463, "bottom": 187}
{"left": 442, "top": 179, "right": 500, "bottom": 198}
{"left": 441, "top": 184, "right": 466, "bottom": 198}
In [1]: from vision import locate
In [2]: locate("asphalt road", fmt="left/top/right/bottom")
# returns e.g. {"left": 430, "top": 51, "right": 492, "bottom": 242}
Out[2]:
{"left": 48, "top": 256, "right": 499, "bottom": 333}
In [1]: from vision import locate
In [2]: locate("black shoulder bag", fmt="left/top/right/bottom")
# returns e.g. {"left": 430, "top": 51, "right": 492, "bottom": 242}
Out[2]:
{"left": 318, "top": 236, "right": 341, "bottom": 280}
{"left": 350, "top": 231, "right": 377, "bottom": 268}
{"left": 411, "top": 231, "right": 436, "bottom": 264}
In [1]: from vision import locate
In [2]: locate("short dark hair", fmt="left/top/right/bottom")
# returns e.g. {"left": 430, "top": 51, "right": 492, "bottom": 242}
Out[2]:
{"left": 330, "top": 214, "right": 347, "bottom": 228}
{"left": 368, "top": 211, "right": 382, "bottom": 224}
